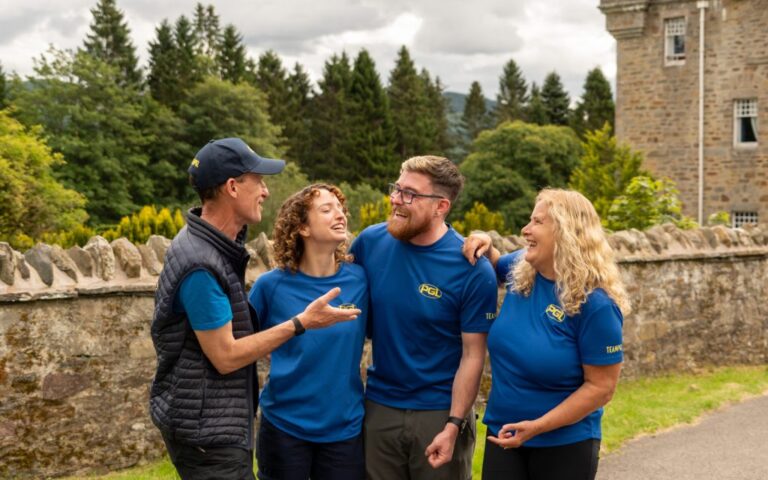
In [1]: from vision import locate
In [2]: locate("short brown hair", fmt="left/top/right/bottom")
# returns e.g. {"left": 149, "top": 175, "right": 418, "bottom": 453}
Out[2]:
{"left": 401, "top": 156, "right": 464, "bottom": 204}
{"left": 273, "top": 184, "right": 351, "bottom": 273}
{"left": 190, "top": 174, "right": 246, "bottom": 204}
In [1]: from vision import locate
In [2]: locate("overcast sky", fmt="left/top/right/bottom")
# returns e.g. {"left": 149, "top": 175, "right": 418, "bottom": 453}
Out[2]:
{"left": 0, "top": 0, "right": 617, "bottom": 102}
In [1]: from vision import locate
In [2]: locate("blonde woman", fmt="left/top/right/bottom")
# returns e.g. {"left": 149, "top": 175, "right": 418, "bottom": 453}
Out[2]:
{"left": 463, "top": 188, "right": 630, "bottom": 480}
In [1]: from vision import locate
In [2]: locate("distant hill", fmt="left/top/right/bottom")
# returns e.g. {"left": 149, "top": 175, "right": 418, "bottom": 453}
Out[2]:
{"left": 443, "top": 91, "right": 497, "bottom": 114}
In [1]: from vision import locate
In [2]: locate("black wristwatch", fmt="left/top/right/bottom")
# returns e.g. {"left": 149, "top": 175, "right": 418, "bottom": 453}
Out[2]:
{"left": 291, "top": 316, "right": 306, "bottom": 336}
{"left": 446, "top": 416, "right": 467, "bottom": 433}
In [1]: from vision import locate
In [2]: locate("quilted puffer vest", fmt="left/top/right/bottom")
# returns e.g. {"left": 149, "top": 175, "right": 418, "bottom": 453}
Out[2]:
{"left": 150, "top": 207, "right": 259, "bottom": 449}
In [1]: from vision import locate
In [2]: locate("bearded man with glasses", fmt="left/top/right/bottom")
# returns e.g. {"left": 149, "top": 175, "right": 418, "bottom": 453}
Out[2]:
{"left": 350, "top": 156, "right": 498, "bottom": 480}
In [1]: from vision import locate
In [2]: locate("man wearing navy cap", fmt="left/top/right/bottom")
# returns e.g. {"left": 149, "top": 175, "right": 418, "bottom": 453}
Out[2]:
{"left": 150, "top": 138, "right": 361, "bottom": 480}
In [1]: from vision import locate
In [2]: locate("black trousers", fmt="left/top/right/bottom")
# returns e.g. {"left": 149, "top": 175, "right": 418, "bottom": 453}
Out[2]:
{"left": 162, "top": 432, "right": 255, "bottom": 480}
{"left": 482, "top": 437, "right": 600, "bottom": 480}
{"left": 256, "top": 415, "right": 364, "bottom": 480}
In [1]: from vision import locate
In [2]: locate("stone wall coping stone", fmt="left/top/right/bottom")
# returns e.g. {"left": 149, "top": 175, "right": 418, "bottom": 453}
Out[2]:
{"left": 2, "top": 223, "right": 767, "bottom": 301}
{"left": 0, "top": 282, "right": 156, "bottom": 303}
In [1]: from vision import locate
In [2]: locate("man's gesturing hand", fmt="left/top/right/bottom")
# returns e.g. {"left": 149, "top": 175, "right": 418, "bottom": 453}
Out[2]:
{"left": 296, "top": 287, "right": 361, "bottom": 330}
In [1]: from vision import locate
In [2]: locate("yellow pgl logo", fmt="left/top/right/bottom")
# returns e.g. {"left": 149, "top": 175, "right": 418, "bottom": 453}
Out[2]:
{"left": 190, "top": 158, "right": 200, "bottom": 168}
{"left": 419, "top": 283, "right": 442, "bottom": 299}
{"left": 545, "top": 304, "right": 565, "bottom": 323}
{"left": 338, "top": 303, "right": 357, "bottom": 310}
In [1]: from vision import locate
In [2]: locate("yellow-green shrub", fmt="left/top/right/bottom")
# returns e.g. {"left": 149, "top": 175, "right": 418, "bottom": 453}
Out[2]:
{"left": 357, "top": 196, "right": 392, "bottom": 233}
{"left": 103, "top": 206, "right": 185, "bottom": 244}
{"left": 39, "top": 225, "right": 97, "bottom": 249}
{"left": 453, "top": 202, "right": 506, "bottom": 236}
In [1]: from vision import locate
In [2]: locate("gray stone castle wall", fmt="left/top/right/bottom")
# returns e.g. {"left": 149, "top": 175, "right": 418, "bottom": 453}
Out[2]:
{"left": 600, "top": 0, "right": 768, "bottom": 221}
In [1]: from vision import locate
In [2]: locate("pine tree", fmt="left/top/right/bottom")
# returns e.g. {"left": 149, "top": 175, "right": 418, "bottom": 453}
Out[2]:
{"left": 388, "top": 46, "right": 432, "bottom": 159}
{"left": 541, "top": 72, "right": 571, "bottom": 126}
{"left": 147, "top": 20, "right": 178, "bottom": 106}
{"left": 173, "top": 15, "right": 203, "bottom": 105}
{"left": 347, "top": 49, "right": 397, "bottom": 186}
{"left": 217, "top": 25, "right": 247, "bottom": 83}
{"left": 82, "top": 0, "right": 142, "bottom": 86}
{"left": 526, "top": 82, "right": 548, "bottom": 125}
{"left": 305, "top": 53, "right": 355, "bottom": 181}
{"left": 283, "top": 62, "right": 314, "bottom": 164}
{"left": 193, "top": 3, "right": 221, "bottom": 76}
{"left": 463, "top": 81, "right": 490, "bottom": 139}
{"left": 571, "top": 67, "right": 615, "bottom": 138}
{"left": 494, "top": 58, "right": 528, "bottom": 124}
{"left": 423, "top": 72, "right": 451, "bottom": 155}
{"left": 255, "top": 50, "right": 290, "bottom": 135}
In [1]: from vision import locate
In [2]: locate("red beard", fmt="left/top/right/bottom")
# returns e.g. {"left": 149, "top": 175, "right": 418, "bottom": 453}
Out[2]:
{"left": 387, "top": 209, "right": 431, "bottom": 241}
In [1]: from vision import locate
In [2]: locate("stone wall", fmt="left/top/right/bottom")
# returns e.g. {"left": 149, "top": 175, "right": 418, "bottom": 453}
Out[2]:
{"left": 2, "top": 225, "right": 768, "bottom": 477}
{"left": 0, "top": 234, "right": 272, "bottom": 479}
{"left": 600, "top": 0, "right": 768, "bottom": 221}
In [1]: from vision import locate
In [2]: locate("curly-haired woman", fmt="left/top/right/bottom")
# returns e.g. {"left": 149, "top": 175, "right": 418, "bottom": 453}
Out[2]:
{"left": 463, "top": 188, "right": 630, "bottom": 480}
{"left": 248, "top": 184, "right": 368, "bottom": 480}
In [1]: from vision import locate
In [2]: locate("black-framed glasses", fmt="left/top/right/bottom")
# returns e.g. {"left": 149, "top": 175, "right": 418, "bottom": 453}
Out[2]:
{"left": 388, "top": 183, "right": 445, "bottom": 205}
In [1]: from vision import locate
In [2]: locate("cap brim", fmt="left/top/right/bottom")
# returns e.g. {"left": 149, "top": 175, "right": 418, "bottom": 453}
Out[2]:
{"left": 248, "top": 157, "right": 286, "bottom": 175}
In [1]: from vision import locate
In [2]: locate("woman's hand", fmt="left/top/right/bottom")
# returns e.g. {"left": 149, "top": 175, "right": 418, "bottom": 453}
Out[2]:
{"left": 462, "top": 232, "right": 496, "bottom": 266}
{"left": 488, "top": 363, "right": 622, "bottom": 449}
{"left": 487, "top": 420, "right": 543, "bottom": 449}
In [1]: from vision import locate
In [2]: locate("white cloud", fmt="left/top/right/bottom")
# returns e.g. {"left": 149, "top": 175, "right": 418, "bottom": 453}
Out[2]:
{"left": 0, "top": 0, "right": 617, "bottom": 99}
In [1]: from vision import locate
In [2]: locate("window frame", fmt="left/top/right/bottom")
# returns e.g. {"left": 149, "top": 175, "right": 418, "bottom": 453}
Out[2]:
{"left": 733, "top": 99, "right": 758, "bottom": 147}
{"left": 732, "top": 211, "right": 759, "bottom": 228}
{"left": 664, "top": 17, "right": 687, "bottom": 66}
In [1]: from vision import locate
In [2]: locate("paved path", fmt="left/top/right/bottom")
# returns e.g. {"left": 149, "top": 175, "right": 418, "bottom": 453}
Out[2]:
{"left": 596, "top": 394, "right": 768, "bottom": 480}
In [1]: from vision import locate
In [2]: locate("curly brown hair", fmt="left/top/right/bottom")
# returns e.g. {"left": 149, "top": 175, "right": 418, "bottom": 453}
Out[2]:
{"left": 273, "top": 184, "right": 352, "bottom": 273}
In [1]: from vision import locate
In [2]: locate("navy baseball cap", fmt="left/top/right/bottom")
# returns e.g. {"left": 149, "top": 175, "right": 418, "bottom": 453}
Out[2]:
{"left": 188, "top": 138, "right": 286, "bottom": 191}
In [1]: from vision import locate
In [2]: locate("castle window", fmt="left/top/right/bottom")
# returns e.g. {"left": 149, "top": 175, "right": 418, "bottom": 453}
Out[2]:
{"left": 664, "top": 17, "right": 686, "bottom": 65}
{"left": 734, "top": 99, "right": 758, "bottom": 146}
{"left": 732, "top": 211, "right": 758, "bottom": 228}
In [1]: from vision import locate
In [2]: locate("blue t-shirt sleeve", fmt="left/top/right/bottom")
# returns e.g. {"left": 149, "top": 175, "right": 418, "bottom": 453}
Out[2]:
{"left": 248, "top": 275, "right": 271, "bottom": 330}
{"left": 460, "top": 259, "right": 498, "bottom": 333}
{"left": 578, "top": 302, "right": 624, "bottom": 365}
{"left": 495, "top": 250, "right": 525, "bottom": 285}
{"left": 174, "top": 270, "right": 232, "bottom": 331}
{"left": 349, "top": 234, "right": 364, "bottom": 265}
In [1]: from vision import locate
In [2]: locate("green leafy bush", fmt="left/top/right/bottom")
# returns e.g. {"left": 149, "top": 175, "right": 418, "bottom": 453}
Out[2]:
{"left": 606, "top": 176, "right": 697, "bottom": 231}
{"left": 707, "top": 211, "right": 730, "bottom": 226}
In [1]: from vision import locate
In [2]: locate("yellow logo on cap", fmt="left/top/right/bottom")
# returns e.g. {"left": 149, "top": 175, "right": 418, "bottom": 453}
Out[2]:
{"left": 191, "top": 158, "right": 200, "bottom": 168}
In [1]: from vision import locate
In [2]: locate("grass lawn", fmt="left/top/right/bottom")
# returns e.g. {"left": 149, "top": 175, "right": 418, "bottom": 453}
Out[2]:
{"left": 66, "top": 365, "right": 768, "bottom": 480}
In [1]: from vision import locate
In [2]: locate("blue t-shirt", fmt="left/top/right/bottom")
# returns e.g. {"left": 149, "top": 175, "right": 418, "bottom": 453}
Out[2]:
{"left": 483, "top": 251, "right": 624, "bottom": 447}
{"left": 173, "top": 270, "right": 232, "bottom": 331}
{"left": 350, "top": 222, "right": 497, "bottom": 410}
{"left": 248, "top": 263, "right": 368, "bottom": 443}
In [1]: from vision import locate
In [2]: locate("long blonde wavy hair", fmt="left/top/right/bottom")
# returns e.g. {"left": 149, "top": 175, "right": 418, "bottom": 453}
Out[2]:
{"left": 511, "top": 188, "right": 631, "bottom": 316}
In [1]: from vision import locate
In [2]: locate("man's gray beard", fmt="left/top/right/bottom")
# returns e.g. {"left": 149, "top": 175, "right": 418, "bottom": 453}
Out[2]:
{"left": 386, "top": 212, "right": 430, "bottom": 241}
